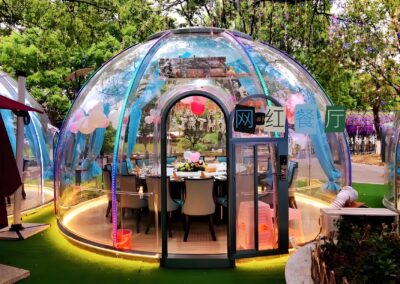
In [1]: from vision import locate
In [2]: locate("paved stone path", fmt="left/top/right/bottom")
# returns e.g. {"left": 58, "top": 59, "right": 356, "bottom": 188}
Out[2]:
{"left": 0, "top": 264, "right": 30, "bottom": 284}
{"left": 285, "top": 243, "right": 314, "bottom": 284}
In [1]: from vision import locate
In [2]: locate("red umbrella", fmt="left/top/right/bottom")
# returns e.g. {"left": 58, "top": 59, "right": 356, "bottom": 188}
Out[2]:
{"left": 0, "top": 95, "right": 43, "bottom": 113}
{"left": 0, "top": 95, "right": 43, "bottom": 228}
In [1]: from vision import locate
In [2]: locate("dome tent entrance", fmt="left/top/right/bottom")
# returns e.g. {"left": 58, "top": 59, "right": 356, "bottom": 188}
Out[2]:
{"left": 158, "top": 92, "right": 289, "bottom": 266}
{"left": 54, "top": 28, "right": 351, "bottom": 266}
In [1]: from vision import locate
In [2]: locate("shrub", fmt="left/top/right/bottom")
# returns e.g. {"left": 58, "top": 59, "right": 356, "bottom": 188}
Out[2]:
{"left": 319, "top": 218, "right": 400, "bottom": 283}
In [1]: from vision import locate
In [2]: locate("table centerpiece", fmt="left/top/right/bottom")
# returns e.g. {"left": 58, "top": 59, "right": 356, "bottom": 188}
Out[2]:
{"left": 176, "top": 151, "right": 206, "bottom": 172}
{"left": 176, "top": 160, "right": 206, "bottom": 172}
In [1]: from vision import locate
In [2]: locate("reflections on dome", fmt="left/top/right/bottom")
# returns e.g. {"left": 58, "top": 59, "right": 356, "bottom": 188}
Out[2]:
{"left": 54, "top": 29, "right": 351, "bottom": 257}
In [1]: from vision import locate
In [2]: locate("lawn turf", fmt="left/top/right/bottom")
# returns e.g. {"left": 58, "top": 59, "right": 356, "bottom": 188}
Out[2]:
{"left": 0, "top": 182, "right": 384, "bottom": 283}
{"left": 352, "top": 182, "right": 386, "bottom": 208}
{"left": 0, "top": 205, "right": 287, "bottom": 283}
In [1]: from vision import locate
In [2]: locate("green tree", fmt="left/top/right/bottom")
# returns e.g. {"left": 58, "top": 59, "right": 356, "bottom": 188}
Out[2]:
{"left": 328, "top": 0, "right": 400, "bottom": 136}
{"left": 163, "top": 0, "right": 399, "bottom": 135}
{"left": 0, "top": 0, "right": 171, "bottom": 126}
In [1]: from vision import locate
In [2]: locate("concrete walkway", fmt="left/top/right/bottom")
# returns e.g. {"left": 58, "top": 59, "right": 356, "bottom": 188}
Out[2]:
{"left": 285, "top": 243, "right": 314, "bottom": 284}
{"left": 352, "top": 163, "right": 385, "bottom": 184}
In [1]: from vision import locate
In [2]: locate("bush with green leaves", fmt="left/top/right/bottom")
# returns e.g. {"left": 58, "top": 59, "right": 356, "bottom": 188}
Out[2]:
{"left": 320, "top": 218, "right": 400, "bottom": 283}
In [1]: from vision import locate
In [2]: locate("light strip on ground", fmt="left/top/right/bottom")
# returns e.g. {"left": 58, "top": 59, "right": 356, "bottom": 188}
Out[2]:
{"left": 295, "top": 193, "right": 330, "bottom": 208}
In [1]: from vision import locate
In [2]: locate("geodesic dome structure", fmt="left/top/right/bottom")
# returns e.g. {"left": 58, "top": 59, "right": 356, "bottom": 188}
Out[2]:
{"left": 0, "top": 71, "right": 55, "bottom": 213}
{"left": 384, "top": 112, "right": 400, "bottom": 212}
{"left": 54, "top": 28, "right": 351, "bottom": 256}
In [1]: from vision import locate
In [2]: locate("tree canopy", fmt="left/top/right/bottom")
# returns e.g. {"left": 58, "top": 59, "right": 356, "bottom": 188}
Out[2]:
{"left": 0, "top": 0, "right": 398, "bottom": 130}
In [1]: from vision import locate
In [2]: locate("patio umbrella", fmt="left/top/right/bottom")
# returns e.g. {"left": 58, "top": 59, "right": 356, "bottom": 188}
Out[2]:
{"left": 0, "top": 95, "right": 43, "bottom": 113}
{"left": 0, "top": 95, "right": 42, "bottom": 229}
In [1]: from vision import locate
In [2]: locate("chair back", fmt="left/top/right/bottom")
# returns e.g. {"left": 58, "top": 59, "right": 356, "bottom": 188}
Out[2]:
{"left": 288, "top": 161, "right": 299, "bottom": 188}
{"left": 166, "top": 156, "right": 177, "bottom": 165}
{"left": 146, "top": 176, "right": 177, "bottom": 212}
{"left": 121, "top": 161, "right": 129, "bottom": 175}
{"left": 119, "top": 175, "right": 147, "bottom": 209}
{"left": 136, "top": 159, "right": 150, "bottom": 167}
{"left": 104, "top": 164, "right": 112, "bottom": 172}
{"left": 103, "top": 169, "right": 112, "bottom": 200}
{"left": 182, "top": 178, "right": 215, "bottom": 216}
{"left": 216, "top": 156, "right": 227, "bottom": 163}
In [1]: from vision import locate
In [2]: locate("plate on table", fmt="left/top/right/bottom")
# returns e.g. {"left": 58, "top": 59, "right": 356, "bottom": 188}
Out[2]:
{"left": 214, "top": 175, "right": 227, "bottom": 180}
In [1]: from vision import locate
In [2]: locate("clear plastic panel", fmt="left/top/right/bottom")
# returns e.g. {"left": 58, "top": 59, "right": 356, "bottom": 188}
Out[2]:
{"left": 384, "top": 123, "right": 397, "bottom": 210}
{"left": 21, "top": 135, "right": 42, "bottom": 211}
{"left": 116, "top": 33, "right": 263, "bottom": 178}
{"left": 241, "top": 40, "right": 349, "bottom": 244}
{"left": 56, "top": 40, "right": 155, "bottom": 249}
{"left": 242, "top": 39, "right": 350, "bottom": 191}
{"left": 384, "top": 113, "right": 400, "bottom": 212}
{"left": 397, "top": 137, "right": 400, "bottom": 211}
{"left": 117, "top": 175, "right": 159, "bottom": 253}
{"left": 0, "top": 72, "right": 55, "bottom": 214}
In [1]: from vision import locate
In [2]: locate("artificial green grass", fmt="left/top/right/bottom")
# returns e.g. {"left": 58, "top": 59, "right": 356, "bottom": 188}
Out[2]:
{"left": 0, "top": 206, "right": 287, "bottom": 283}
{"left": 2, "top": 183, "right": 384, "bottom": 283}
{"left": 352, "top": 182, "right": 386, "bottom": 208}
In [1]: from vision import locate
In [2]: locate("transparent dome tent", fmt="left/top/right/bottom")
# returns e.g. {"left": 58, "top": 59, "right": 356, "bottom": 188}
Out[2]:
{"left": 384, "top": 112, "right": 400, "bottom": 212}
{"left": 54, "top": 28, "right": 350, "bottom": 266}
{"left": 0, "top": 71, "right": 56, "bottom": 215}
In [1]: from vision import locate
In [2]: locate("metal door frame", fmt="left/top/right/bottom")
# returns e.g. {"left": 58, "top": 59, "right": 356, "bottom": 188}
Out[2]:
{"left": 160, "top": 90, "right": 232, "bottom": 268}
{"left": 228, "top": 95, "right": 289, "bottom": 259}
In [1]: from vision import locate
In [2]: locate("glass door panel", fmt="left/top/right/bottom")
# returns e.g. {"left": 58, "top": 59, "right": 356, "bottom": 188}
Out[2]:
{"left": 256, "top": 144, "right": 278, "bottom": 251}
{"left": 233, "top": 142, "right": 284, "bottom": 256}
{"left": 235, "top": 145, "right": 255, "bottom": 251}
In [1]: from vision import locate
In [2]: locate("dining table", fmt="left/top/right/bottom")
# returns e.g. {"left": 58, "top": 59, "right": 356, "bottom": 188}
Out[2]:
{"left": 132, "top": 163, "right": 228, "bottom": 200}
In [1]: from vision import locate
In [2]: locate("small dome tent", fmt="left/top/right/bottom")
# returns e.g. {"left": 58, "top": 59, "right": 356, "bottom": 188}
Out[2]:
{"left": 0, "top": 71, "right": 55, "bottom": 214}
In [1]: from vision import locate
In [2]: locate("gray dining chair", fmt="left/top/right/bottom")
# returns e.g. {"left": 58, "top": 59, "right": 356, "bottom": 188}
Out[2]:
{"left": 182, "top": 178, "right": 216, "bottom": 242}
{"left": 145, "top": 176, "right": 180, "bottom": 237}
{"left": 119, "top": 175, "right": 148, "bottom": 233}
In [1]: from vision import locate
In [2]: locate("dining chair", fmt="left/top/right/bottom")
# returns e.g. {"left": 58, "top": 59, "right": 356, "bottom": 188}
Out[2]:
{"left": 136, "top": 159, "right": 150, "bottom": 167}
{"left": 215, "top": 156, "right": 227, "bottom": 163}
{"left": 121, "top": 161, "right": 129, "bottom": 175}
{"left": 119, "top": 175, "right": 148, "bottom": 233}
{"left": 182, "top": 178, "right": 216, "bottom": 242}
{"left": 135, "top": 159, "right": 143, "bottom": 167}
{"left": 288, "top": 161, "right": 299, "bottom": 209}
{"left": 166, "top": 156, "right": 177, "bottom": 165}
{"left": 145, "top": 176, "right": 180, "bottom": 237}
{"left": 260, "top": 159, "right": 273, "bottom": 191}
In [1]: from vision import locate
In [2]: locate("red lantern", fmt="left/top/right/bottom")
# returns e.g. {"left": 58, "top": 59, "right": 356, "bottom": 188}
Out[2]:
{"left": 191, "top": 101, "right": 205, "bottom": 116}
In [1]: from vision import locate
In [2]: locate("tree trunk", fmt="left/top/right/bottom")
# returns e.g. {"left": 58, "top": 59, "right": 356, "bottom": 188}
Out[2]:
{"left": 372, "top": 104, "right": 381, "bottom": 140}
